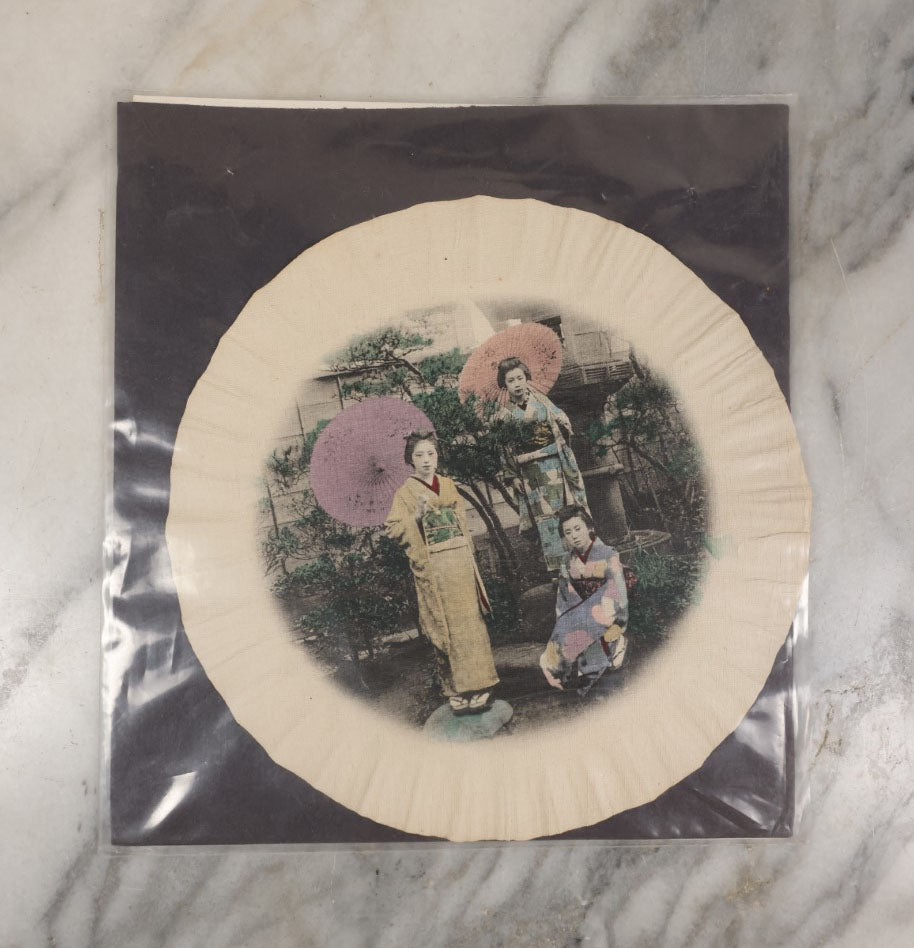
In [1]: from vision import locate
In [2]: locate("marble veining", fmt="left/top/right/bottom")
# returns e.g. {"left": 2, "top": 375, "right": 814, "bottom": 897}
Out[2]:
{"left": 2, "top": 0, "right": 913, "bottom": 944}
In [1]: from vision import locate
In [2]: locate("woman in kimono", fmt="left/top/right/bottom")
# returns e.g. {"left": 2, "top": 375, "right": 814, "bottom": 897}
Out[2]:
{"left": 497, "top": 357, "right": 590, "bottom": 572}
{"left": 539, "top": 506, "right": 628, "bottom": 694}
{"left": 385, "top": 432, "right": 499, "bottom": 715}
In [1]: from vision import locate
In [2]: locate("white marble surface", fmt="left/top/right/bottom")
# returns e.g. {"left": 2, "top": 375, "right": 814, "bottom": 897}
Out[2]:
{"left": 2, "top": 1, "right": 913, "bottom": 945}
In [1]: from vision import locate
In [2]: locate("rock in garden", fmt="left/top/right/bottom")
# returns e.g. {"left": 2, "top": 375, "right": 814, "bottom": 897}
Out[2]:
{"left": 422, "top": 700, "right": 513, "bottom": 742}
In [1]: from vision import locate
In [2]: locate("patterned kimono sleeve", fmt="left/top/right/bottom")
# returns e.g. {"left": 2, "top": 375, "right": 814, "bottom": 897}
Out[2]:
{"left": 592, "top": 550, "right": 628, "bottom": 640}
{"left": 609, "top": 552, "right": 628, "bottom": 623}
{"left": 540, "top": 393, "right": 572, "bottom": 436}
{"left": 554, "top": 562, "right": 577, "bottom": 618}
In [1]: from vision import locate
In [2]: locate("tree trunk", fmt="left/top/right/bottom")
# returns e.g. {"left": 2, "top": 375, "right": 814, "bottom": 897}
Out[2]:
{"left": 470, "top": 483, "right": 520, "bottom": 575}
{"left": 490, "top": 476, "right": 520, "bottom": 515}
{"left": 456, "top": 484, "right": 518, "bottom": 588}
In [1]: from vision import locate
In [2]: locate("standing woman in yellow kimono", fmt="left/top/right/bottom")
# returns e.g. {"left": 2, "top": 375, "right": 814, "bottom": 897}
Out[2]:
{"left": 385, "top": 432, "right": 499, "bottom": 715}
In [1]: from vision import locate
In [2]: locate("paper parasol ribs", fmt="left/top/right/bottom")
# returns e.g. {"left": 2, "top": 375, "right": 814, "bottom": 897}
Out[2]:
{"left": 309, "top": 397, "right": 434, "bottom": 528}
{"left": 457, "top": 322, "right": 563, "bottom": 405}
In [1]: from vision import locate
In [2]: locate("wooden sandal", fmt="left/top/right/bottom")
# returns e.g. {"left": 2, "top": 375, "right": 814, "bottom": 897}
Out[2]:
{"left": 467, "top": 691, "right": 492, "bottom": 713}
{"left": 448, "top": 695, "right": 470, "bottom": 714}
{"left": 450, "top": 691, "right": 492, "bottom": 716}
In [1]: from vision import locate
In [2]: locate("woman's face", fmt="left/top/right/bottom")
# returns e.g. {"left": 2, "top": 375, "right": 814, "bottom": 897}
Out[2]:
{"left": 562, "top": 515, "right": 592, "bottom": 553}
{"left": 504, "top": 366, "right": 530, "bottom": 402}
{"left": 410, "top": 440, "right": 438, "bottom": 481}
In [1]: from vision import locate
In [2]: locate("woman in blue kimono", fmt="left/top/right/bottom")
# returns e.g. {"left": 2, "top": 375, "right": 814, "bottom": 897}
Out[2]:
{"left": 497, "top": 357, "right": 590, "bottom": 572}
{"left": 539, "top": 506, "right": 628, "bottom": 694}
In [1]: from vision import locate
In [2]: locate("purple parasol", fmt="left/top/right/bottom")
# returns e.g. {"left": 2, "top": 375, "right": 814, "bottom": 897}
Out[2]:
{"left": 310, "top": 397, "right": 434, "bottom": 528}
{"left": 457, "top": 322, "right": 563, "bottom": 405}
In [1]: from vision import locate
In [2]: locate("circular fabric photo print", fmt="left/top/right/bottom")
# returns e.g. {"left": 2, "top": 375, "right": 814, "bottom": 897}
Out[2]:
{"left": 166, "top": 197, "right": 810, "bottom": 841}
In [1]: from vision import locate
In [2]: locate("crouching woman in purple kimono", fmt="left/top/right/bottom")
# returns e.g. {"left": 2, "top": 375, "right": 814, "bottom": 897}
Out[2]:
{"left": 385, "top": 432, "right": 499, "bottom": 716}
{"left": 539, "top": 505, "right": 629, "bottom": 694}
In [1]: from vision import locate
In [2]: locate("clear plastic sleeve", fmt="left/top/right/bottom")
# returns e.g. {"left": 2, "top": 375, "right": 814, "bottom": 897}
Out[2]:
{"left": 104, "top": 98, "right": 809, "bottom": 846}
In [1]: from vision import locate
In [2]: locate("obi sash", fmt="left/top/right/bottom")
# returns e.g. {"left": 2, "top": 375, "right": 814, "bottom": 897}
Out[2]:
{"left": 421, "top": 502, "right": 468, "bottom": 553}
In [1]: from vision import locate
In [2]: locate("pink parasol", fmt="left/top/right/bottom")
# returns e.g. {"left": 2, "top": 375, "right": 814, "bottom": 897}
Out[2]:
{"left": 457, "top": 322, "right": 563, "bottom": 405}
{"left": 310, "top": 397, "right": 434, "bottom": 528}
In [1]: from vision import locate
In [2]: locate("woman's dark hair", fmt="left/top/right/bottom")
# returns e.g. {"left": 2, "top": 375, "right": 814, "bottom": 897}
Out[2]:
{"left": 496, "top": 356, "right": 532, "bottom": 390}
{"left": 403, "top": 430, "right": 438, "bottom": 467}
{"left": 557, "top": 504, "right": 596, "bottom": 539}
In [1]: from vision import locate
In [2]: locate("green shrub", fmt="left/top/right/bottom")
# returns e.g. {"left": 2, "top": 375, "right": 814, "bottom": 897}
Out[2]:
{"left": 625, "top": 550, "right": 705, "bottom": 648}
